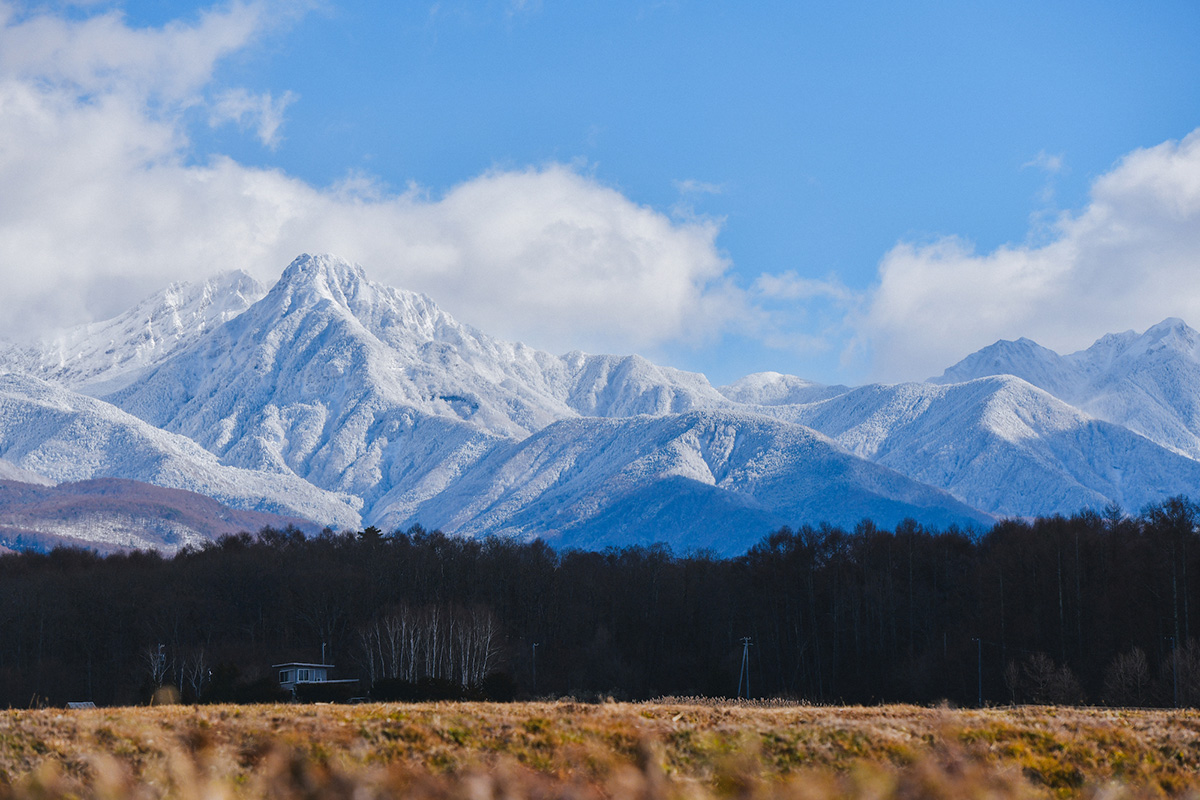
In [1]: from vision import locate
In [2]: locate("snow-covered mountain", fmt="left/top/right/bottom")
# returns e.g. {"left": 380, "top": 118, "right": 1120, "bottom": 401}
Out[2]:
{"left": 83, "top": 254, "right": 984, "bottom": 548}
{"left": 0, "top": 373, "right": 360, "bottom": 530}
{"left": 932, "top": 318, "right": 1200, "bottom": 460}
{"left": 0, "top": 457, "right": 54, "bottom": 486}
{"left": 773, "top": 376, "right": 1200, "bottom": 517}
{"left": 105, "top": 255, "right": 742, "bottom": 525}
{"left": 719, "top": 371, "right": 851, "bottom": 406}
{"left": 380, "top": 409, "right": 990, "bottom": 553}
{"left": 5, "top": 252, "right": 1200, "bottom": 553}
{"left": 0, "top": 271, "right": 264, "bottom": 396}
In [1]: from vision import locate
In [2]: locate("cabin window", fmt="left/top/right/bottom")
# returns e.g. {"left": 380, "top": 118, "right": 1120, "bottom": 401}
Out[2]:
{"left": 279, "top": 670, "right": 290, "bottom": 683}
{"left": 298, "top": 669, "right": 310, "bottom": 681}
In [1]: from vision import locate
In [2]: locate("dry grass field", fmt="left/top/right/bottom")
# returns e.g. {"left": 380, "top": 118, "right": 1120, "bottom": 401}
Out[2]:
{"left": 1, "top": 700, "right": 1199, "bottom": 799}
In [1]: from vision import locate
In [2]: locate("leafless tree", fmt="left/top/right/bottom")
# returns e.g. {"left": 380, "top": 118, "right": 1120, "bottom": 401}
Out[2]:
{"left": 184, "top": 647, "right": 211, "bottom": 700}
{"left": 142, "top": 643, "right": 167, "bottom": 689}
{"left": 1003, "top": 660, "right": 1020, "bottom": 704}
{"left": 1102, "top": 647, "right": 1151, "bottom": 706}
{"left": 357, "top": 603, "right": 501, "bottom": 687}
{"left": 1016, "top": 652, "right": 1084, "bottom": 705}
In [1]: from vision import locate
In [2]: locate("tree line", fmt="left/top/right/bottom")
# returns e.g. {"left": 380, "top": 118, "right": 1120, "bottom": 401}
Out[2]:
{"left": 3, "top": 498, "right": 1200, "bottom": 707}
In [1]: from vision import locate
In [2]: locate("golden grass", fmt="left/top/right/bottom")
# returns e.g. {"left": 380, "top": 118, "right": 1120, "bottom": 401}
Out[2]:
{"left": 0, "top": 701, "right": 1198, "bottom": 799}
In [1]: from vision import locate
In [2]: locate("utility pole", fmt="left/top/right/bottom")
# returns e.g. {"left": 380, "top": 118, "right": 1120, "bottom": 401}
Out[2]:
{"left": 972, "top": 638, "right": 982, "bottom": 707}
{"left": 532, "top": 642, "right": 539, "bottom": 695}
{"left": 1167, "top": 636, "right": 1180, "bottom": 708}
{"left": 737, "top": 637, "right": 753, "bottom": 699}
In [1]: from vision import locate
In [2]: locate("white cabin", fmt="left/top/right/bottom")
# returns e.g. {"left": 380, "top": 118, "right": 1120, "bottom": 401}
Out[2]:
{"left": 274, "top": 662, "right": 333, "bottom": 692}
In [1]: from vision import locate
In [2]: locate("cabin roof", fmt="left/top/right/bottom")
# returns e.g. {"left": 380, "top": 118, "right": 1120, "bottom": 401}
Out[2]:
{"left": 272, "top": 662, "right": 335, "bottom": 669}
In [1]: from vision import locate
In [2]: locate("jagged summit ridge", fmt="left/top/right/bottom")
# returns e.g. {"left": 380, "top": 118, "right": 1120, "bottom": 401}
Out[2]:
{"left": 267, "top": 254, "right": 451, "bottom": 345}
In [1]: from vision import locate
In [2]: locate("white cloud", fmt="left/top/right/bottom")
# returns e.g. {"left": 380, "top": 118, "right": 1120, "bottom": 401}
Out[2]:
{"left": 210, "top": 88, "right": 297, "bottom": 148}
{"left": 675, "top": 178, "right": 723, "bottom": 196}
{"left": 1022, "top": 150, "right": 1064, "bottom": 175}
{"left": 308, "top": 165, "right": 741, "bottom": 352}
{"left": 0, "top": 1, "right": 265, "bottom": 100}
{"left": 506, "top": 0, "right": 542, "bottom": 15}
{"left": 740, "top": 272, "right": 858, "bottom": 358}
{"left": 754, "top": 271, "right": 854, "bottom": 303}
{"left": 860, "top": 129, "right": 1200, "bottom": 381}
{"left": 0, "top": 1, "right": 744, "bottom": 358}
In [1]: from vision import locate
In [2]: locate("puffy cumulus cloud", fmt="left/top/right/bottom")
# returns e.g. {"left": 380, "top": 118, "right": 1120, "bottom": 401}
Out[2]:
{"left": 860, "top": 129, "right": 1200, "bottom": 382}
{"left": 0, "top": 1, "right": 743, "bottom": 358}
{"left": 299, "top": 166, "right": 743, "bottom": 352}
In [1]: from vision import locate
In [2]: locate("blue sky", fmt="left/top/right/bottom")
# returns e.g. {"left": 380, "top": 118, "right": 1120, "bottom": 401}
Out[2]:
{"left": 3, "top": 1, "right": 1200, "bottom": 384}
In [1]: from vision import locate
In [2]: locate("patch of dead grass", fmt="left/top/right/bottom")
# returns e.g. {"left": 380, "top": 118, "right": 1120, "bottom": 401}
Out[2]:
{"left": 0, "top": 703, "right": 1196, "bottom": 798}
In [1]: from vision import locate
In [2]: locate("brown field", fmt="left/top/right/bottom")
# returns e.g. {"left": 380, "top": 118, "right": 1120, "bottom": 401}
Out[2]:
{"left": 1, "top": 701, "right": 1199, "bottom": 799}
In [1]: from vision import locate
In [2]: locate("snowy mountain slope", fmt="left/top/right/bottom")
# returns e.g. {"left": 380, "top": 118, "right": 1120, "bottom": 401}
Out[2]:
{"left": 106, "top": 256, "right": 528, "bottom": 518}
{"left": 381, "top": 409, "right": 992, "bottom": 554}
{"left": 934, "top": 338, "right": 1079, "bottom": 398}
{"left": 94, "top": 255, "right": 991, "bottom": 546}
{"left": 0, "top": 477, "right": 323, "bottom": 553}
{"left": 779, "top": 375, "right": 1200, "bottom": 517}
{"left": 0, "top": 457, "right": 54, "bottom": 486}
{"left": 719, "top": 371, "right": 852, "bottom": 406}
{"left": 559, "top": 351, "right": 730, "bottom": 417}
{"left": 106, "top": 255, "right": 736, "bottom": 520}
{"left": 0, "top": 373, "right": 360, "bottom": 529}
{"left": 932, "top": 319, "right": 1200, "bottom": 459}
{"left": 0, "top": 271, "right": 264, "bottom": 396}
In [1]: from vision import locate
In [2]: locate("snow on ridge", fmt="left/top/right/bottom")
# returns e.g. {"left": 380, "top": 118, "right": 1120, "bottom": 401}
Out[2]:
{"left": 0, "top": 373, "right": 361, "bottom": 531}
{"left": 719, "top": 371, "right": 852, "bottom": 406}
{"left": 0, "top": 457, "right": 55, "bottom": 486}
{"left": 775, "top": 373, "right": 1200, "bottom": 518}
{"left": 0, "top": 270, "right": 265, "bottom": 396}
{"left": 383, "top": 408, "right": 991, "bottom": 554}
{"left": 929, "top": 318, "right": 1200, "bottom": 460}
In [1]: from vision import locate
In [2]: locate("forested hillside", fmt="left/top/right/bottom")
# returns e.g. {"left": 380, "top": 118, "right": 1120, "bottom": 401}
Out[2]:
{"left": 3, "top": 499, "right": 1200, "bottom": 708}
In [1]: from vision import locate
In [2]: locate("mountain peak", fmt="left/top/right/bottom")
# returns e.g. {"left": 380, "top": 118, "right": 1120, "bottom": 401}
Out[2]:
{"left": 930, "top": 336, "right": 1066, "bottom": 387}
{"left": 1140, "top": 317, "right": 1199, "bottom": 351}
{"left": 277, "top": 253, "right": 368, "bottom": 295}
{"left": 265, "top": 253, "right": 418, "bottom": 328}
{"left": 0, "top": 270, "right": 266, "bottom": 396}
{"left": 1077, "top": 318, "right": 1200, "bottom": 369}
